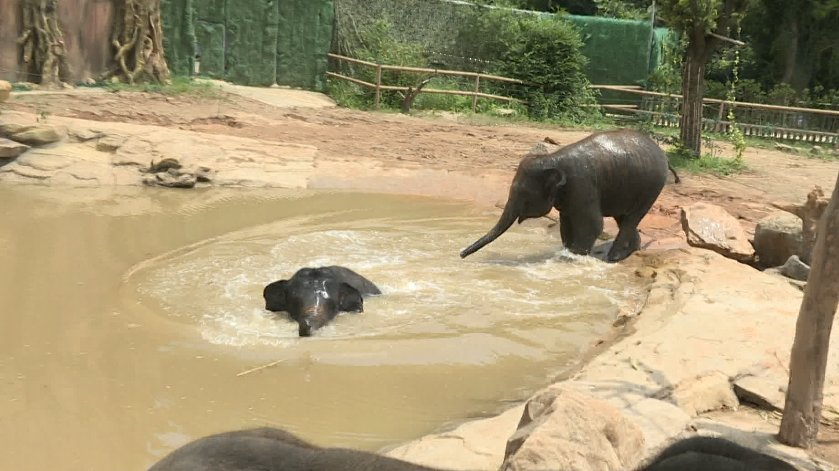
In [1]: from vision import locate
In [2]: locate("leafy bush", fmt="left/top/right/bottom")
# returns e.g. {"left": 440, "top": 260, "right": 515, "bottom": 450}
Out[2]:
{"left": 452, "top": 9, "right": 596, "bottom": 120}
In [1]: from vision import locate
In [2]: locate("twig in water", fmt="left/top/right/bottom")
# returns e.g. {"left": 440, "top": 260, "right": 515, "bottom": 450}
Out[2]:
{"left": 236, "top": 359, "right": 286, "bottom": 377}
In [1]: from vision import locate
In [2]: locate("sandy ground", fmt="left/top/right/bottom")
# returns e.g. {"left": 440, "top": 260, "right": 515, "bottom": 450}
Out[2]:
{"left": 3, "top": 85, "right": 839, "bottom": 467}
{"left": 6, "top": 87, "right": 837, "bottom": 243}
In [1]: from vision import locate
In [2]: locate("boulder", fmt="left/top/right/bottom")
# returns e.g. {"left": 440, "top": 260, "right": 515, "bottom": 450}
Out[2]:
{"left": 528, "top": 140, "right": 560, "bottom": 156}
{"left": 753, "top": 212, "right": 803, "bottom": 267}
{"left": 680, "top": 203, "right": 755, "bottom": 262}
{"left": 779, "top": 254, "right": 810, "bottom": 281}
{"left": 0, "top": 80, "right": 10, "bottom": 103}
{"left": 0, "top": 138, "right": 29, "bottom": 159}
{"left": 144, "top": 169, "right": 196, "bottom": 189}
{"left": 194, "top": 166, "right": 214, "bottom": 183}
{"left": 95, "top": 134, "right": 126, "bottom": 152}
{"left": 670, "top": 372, "right": 739, "bottom": 416}
{"left": 501, "top": 385, "right": 644, "bottom": 471}
{"left": 9, "top": 125, "right": 63, "bottom": 146}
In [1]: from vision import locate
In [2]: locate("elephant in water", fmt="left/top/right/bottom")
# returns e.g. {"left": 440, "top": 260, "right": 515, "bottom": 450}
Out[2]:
{"left": 641, "top": 436, "right": 797, "bottom": 471}
{"left": 460, "top": 129, "right": 677, "bottom": 263}
{"left": 147, "top": 428, "right": 797, "bottom": 471}
{"left": 263, "top": 266, "right": 381, "bottom": 337}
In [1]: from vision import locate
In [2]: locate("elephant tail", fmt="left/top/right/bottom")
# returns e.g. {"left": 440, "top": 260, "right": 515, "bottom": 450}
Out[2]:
{"left": 668, "top": 163, "right": 681, "bottom": 184}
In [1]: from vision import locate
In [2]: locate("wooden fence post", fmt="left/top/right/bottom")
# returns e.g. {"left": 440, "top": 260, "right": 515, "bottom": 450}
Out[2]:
{"left": 472, "top": 75, "right": 481, "bottom": 113}
{"left": 374, "top": 64, "right": 382, "bottom": 110}
{"left": 716, "top": 102, "right": 726, "bottom": 133}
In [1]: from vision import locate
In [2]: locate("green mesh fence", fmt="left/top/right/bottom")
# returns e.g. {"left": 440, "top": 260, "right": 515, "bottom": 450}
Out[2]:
{"left": 162, "top": 0, "right": 333, "bottom": 89}
{"left": 332, "top": 0, "right": 671, "bottom": 87}
{"left": 277, "top": 0, "right": 335, "bottom": 89}
{"left": 564, "top": 15, "right": 655, "bottom": 86}
{"left": 161, "top": 0, "right": 195, "bottom": 77}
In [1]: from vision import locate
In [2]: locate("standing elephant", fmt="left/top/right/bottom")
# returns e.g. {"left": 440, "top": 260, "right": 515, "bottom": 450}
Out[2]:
{"left": 263, "top": 266, "right": 381, "bottom": 337}
{"left": 460, "top": 129, "right": 676, "bottom": 263}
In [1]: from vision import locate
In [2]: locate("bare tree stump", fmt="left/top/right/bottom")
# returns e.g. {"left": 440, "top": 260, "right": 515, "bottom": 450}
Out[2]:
{"left": 778, "top": 174, "right": 839, "bottom": 448}
{"left": 17, "top": 0, "right": 70, "bottom": 88}
{"left": 400, "top": 76, "right": 434, "bottom": 114}
{"left": 773, "top": 186, "right": 830, "bottom": 265}
{"left": 108, "top": 0, "right": 170, "bottom": 84}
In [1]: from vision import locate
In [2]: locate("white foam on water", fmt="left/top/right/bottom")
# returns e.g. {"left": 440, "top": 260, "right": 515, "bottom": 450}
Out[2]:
{"left": 132, "top": 217, "right": 641, "bottom": 348}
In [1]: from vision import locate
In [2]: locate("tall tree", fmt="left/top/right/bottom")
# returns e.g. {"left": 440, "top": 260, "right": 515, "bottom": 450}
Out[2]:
{"left": 109, "top": 0, "right": 170, "bottom": 84}
{"left": 658, "top": 0, "right": 750, "bottom": 156}
{"left": 744, "top": 0, "right": 839, "bottom": 92}
{"left": 778, "top": 174, "right": 839, "bottom": 449}
{"left": 18, "top": 0, "right": 70, "bottom": 87}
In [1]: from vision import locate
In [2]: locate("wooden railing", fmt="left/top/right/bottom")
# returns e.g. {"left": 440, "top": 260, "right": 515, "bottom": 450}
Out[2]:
{"left": 327, "top": 53, "right": 525, "bottom": 111}
{"left": 593, "top": 85, "right": 839, "bottom": 145}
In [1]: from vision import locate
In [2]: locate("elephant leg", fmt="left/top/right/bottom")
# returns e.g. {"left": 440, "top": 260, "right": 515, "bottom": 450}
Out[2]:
{"left": 560, "top": 210, "right": 603, "bottom": 256}
{"left": 607, "top": 206, "right": 651, "bottom": 263}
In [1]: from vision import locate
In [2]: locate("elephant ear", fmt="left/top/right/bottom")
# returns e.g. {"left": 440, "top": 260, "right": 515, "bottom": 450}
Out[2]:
{"left": 544, "top": 168, "right": 567, "bottom": 206}
{"left": 338, "top": 283, "right": 364, "bottom": 313}
{"left": 263, "top": 280, "right": 289, "bottom": 312}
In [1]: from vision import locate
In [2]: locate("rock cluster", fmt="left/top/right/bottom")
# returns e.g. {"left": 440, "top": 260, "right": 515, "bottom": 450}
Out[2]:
{"left": 141, "top": 157, "right": 215, "bottom": 189}
{"left": 0, "top": 107, "right": 65, "bottom": 163}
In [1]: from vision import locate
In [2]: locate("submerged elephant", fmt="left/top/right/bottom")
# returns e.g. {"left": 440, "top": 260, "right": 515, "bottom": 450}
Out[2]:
{"left": 148, "top": 427, "right": 438, "bottom": 471}
{"left": 148, "top": 428, "right": 796, "bottom": 471}
{"left": 263, "top": 266, "right": 381, "bottom": 337}
{"left": 641, "top": 436, "right": 797, "bottom": 471}
{"left": 460, "top": 129, "right": 676, "bottom": 263}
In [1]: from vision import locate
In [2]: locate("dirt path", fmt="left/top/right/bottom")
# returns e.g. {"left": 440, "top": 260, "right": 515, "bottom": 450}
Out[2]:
{"left": 5, "top": 88, "right": 838, "bottom": 241}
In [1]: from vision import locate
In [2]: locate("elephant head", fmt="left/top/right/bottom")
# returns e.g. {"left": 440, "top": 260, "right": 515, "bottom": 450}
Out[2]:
{"left": 263, "top": 268, "right": 365, "bottom": 337}
{"left": 460, "top": 154, "right": 566, "bottom": 258}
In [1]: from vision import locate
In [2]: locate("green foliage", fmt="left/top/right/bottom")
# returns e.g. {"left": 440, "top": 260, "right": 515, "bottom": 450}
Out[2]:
{"left": 667, "top": 144, "right": 747, "bottom": 175}
{"left": 454, "top": 9, "right": 597, "bottom": 120}
{"left": 105, "top": 76, "right": 223, "bottom": 98}
{"left": 657, "top": 0, "right": 724, "bottom": 34}
{"left": 646, "top": 33, "right": 685, "bottom": 93}
{"left": 593, "top": 0, "right": 651, "bottom": 19}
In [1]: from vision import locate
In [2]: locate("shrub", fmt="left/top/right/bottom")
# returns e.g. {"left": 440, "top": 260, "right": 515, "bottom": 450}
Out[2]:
{"left": 452, "top": 9, "right": 597, "bottom": 120}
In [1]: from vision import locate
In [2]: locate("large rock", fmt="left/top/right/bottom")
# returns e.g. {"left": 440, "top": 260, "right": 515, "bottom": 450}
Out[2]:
{"left": 680, "top": 203, "right": 755, "bottom": 262}
{"left": 0, "top": 138, "right": 29, "bottom": 159}
{"left": 753, "top": 212, "right": 803, "bottom": 267}
{"left": 501, "top": 386, "right": 644, "bottom": 471}
{"left": 0, "top": 80, "right": 10, "bottom": 103}
{"left": 779, "top": 254, "right": 810, "bottom": 281}
{"left": 670, "top": 371, "right": 739, "bottom": 416}
{"left": 9, "top": 125, "right": 64, "bottom": 146}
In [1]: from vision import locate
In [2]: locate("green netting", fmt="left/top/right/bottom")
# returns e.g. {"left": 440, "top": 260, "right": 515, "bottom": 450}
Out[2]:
{"left": 224, "top": 0, "right": 280, "bottom": 86}
{"left": 161, "top": 0, "right": 195, "bottom": 76}
{"left": 161, "top": 0, "right": 334, "bottom": 88}
{"left": 194, "top": 21, "right": 226, "bottom": 78}
{"left": 332, "top": 0, "right": 672, "bottom": 87}
{"left": 332, "top": 0, "right": 471, "bottom": 57}
{"left": 277, "top": 0, "right": 334, "bottom": 89}
{"left": 564, "top": 15, "right": 654, "bottom": 86}
{"left": 194, "top": 0, "right": 226, "bottom": 23}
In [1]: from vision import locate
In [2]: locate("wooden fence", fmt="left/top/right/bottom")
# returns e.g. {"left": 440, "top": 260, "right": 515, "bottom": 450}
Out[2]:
{"left": 594, "top": 85, "right": 839, "bottom": 145}
{"left": 327, "top": 53, "right": 525, "bottom": 111}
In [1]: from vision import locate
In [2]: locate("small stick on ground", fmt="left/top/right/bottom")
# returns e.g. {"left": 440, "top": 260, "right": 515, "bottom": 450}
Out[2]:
{"left": 236, "top": 359, "right": 286, "bottom": 377}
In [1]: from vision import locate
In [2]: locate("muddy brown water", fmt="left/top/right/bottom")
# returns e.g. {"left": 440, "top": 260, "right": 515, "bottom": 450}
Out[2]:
{"left": 0, "top": 185, "right": 644, "bottom": 470}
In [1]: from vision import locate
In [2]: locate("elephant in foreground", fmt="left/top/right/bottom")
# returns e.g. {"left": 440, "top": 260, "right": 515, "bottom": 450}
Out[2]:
{"left": 148, "top": 427, "right": 796, "bottom": 471}
{"left": 263, "top": 266, "right": 381, "bottom": 337}
{"left": 460, "top": 129, "right": 676, "bottom": 263}
{"left": 640, "top": 436, "right": 796, "bottom": 471}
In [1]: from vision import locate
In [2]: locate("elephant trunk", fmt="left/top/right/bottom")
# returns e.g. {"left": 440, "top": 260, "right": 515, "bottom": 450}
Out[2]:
{"left": 460, "top": 204, "right": 518, "bottom": 258}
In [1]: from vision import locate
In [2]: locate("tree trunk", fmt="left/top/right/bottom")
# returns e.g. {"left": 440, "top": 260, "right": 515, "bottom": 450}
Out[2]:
{"left": 17, "top": 0, "right": 70, "bottom": 87}
{"left": 678, "top": 26, "right": 715, "bottom": 157}
{"left": 109, "top": 0, "right": 170, "bottom": 84}
{"left": 778, "top": 172, "right": 839, "bottom": 449}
